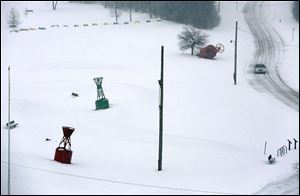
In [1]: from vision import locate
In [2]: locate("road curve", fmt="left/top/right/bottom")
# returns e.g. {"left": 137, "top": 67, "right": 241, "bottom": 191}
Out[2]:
{"left": 243, "top": 1, "right": 299, "bottom": 112}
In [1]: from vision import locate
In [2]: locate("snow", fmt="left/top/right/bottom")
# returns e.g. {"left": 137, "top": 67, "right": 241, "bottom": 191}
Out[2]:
{"left": 1, "top": 1, "right": 299, "bottom": 194}
{"left": 266, "top": 1, "right": 299, "bottom": 92}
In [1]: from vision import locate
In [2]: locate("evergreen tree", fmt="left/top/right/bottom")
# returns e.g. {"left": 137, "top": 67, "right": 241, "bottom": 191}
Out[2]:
{"left": 80, "top": 1, "right": 221, "bottom": 29}
{"left": 292, "top": 1, "right": 299, "bottom": 22}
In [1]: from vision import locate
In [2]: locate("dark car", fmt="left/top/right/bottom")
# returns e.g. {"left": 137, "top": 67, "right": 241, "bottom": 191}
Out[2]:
{"left": 254, "top": 64, "right": 267, "bottom": 74}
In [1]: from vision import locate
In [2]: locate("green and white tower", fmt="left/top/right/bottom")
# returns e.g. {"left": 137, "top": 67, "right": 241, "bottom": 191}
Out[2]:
{"left": 93, "top": 77, "right": 109, "bottom": 110}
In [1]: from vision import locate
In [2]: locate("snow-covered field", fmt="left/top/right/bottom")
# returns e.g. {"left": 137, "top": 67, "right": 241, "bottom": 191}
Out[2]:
{"left": 1, "top": 1, "right": 299, "bottom": 194}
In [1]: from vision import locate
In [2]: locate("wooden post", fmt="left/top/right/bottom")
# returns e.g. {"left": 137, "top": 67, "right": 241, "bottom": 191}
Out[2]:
{"left": 158, "top": 46, "right": 164, "bottom": 171}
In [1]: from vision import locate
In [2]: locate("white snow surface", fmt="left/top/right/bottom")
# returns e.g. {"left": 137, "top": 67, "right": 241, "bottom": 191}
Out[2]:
{"left": 1, "top": 1, "right": 299, "bottom": 195}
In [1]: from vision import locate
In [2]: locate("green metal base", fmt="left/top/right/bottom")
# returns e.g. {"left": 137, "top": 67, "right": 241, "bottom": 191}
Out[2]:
{"left": 95, "top": 98, "right": 109, "bottom": 110}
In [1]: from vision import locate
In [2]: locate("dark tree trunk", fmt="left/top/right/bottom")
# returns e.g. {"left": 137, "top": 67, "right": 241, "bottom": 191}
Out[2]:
{"left": 149, "top": 2, "right": 152, "bottom": 18}
{"left": 115, "top": 6, "right": 118, "bottom": 23}
{"left": 129, "top": 7, "right": 132, "bottom": 22}
{"left": 52, "top": 1, "right": 58, "bottom": 10}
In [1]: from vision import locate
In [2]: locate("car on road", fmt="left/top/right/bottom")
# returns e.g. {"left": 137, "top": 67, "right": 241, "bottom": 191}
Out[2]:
{"left": 254, "top": 63, "right": 267, "bottom": 74}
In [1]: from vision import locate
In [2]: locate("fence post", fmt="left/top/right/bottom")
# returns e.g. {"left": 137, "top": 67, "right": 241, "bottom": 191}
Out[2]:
{"left": 264, "top": 141, "right": 267, "bottom": 155}
{"left": 277, "top": 148, "right": 281, "bottom": 157}
{"left": 294, "top": 138, "right": 298, "bottom": 150}
{"left": 288, "top": 139, "right": 292, "bottom": 150}
{"left": 282, "top": 145, "right": 287, "bottom": 155}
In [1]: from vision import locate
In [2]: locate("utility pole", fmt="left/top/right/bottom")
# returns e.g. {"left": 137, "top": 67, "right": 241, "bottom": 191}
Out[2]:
{"left": 158, "top": 46, "right": 164, "bottom": 171}
{"left": 218, "top": 1, "right": 220, "bottom": 13}
{"left": 233, "top": 21, "right": 238, "bottom": 85}
{"left": 8, "top": 66, "right": 11, "bottom": 195}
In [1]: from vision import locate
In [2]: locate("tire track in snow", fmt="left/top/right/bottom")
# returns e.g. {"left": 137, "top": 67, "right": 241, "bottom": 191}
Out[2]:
{"left": 1, "top": 161, "right": 240, "bottom": 195}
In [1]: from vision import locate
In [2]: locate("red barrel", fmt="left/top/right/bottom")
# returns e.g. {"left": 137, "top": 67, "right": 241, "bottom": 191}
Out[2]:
{"left": 54, "top": 147, "right": 73, "bottom": 164}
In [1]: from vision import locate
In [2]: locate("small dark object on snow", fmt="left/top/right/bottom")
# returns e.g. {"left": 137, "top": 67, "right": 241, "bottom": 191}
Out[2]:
{"left": 254, "top": 64, "right": 267, "bottom": 74}
{"left": 71, "top": 92, "right": 78, "bottom": 97}
{"left": 45, "top": 138, "right": 51, "bottom": 141}
{"left": 10, "top": 29, "right": 19, "bottom": 33}
{"left": 6, "top": 120, "right": 18, "bottom": 129}
{"left": 74, "top": 24, "right": 79, "bottom": 27}
{"left": 268, "top": 154, "right": 276, "bottom": 164}
{"left": 83, "top": 24, "right": 88, "bottom": 27}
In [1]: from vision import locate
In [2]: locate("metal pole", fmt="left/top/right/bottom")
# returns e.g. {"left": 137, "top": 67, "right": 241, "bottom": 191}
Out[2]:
{"left": 158, "top": 46, "right": 164, "bottom": 171}
{"left": 233, "top": 21, "right": 238, "bottom": 85}
{"left": 8, "top": 66, "right": 11, "bottom": 195}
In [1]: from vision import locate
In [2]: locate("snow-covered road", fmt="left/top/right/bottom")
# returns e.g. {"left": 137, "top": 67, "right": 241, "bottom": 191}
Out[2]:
{"left": 244, "top": 1, "right": 299, "bottom": 111}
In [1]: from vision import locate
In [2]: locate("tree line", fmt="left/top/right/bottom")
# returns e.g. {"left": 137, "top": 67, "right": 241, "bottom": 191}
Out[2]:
{"left": 292, "top": 1, "right": 299, "bottom": 22}
{"left": 70, "top": 1, "right": 220, "bottom": 29}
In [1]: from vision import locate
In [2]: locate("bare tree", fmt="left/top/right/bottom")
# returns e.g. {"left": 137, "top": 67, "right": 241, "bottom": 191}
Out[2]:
{"left": 110, "top": 1, "right": 122, "bottom": 23}
{"left": 7, "top": 8, "right": 20, "bottom": 28}
{"left": 128, "top": 2, "right": 132, "bottom": 22}
{"left": 52, "top": 1, "right": 58, "bottom": 10}
{"left": 148, "top": 2, "right": 152, "bottom": 18}
{"left": 178, "top": 26, "right": 208, "bottom": 55}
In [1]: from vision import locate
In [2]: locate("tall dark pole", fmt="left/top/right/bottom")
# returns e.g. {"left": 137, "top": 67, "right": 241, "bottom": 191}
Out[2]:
{"left": 158, "top": 46, "right": 164, "bottom": 171}
{"left": 233, "top": 21, "right": 238, "bottom": 85}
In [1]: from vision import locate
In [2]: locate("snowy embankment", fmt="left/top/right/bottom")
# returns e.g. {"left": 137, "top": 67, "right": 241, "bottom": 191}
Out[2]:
{"left": 1, "top": 1, "right": 299, "bottom": 194}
